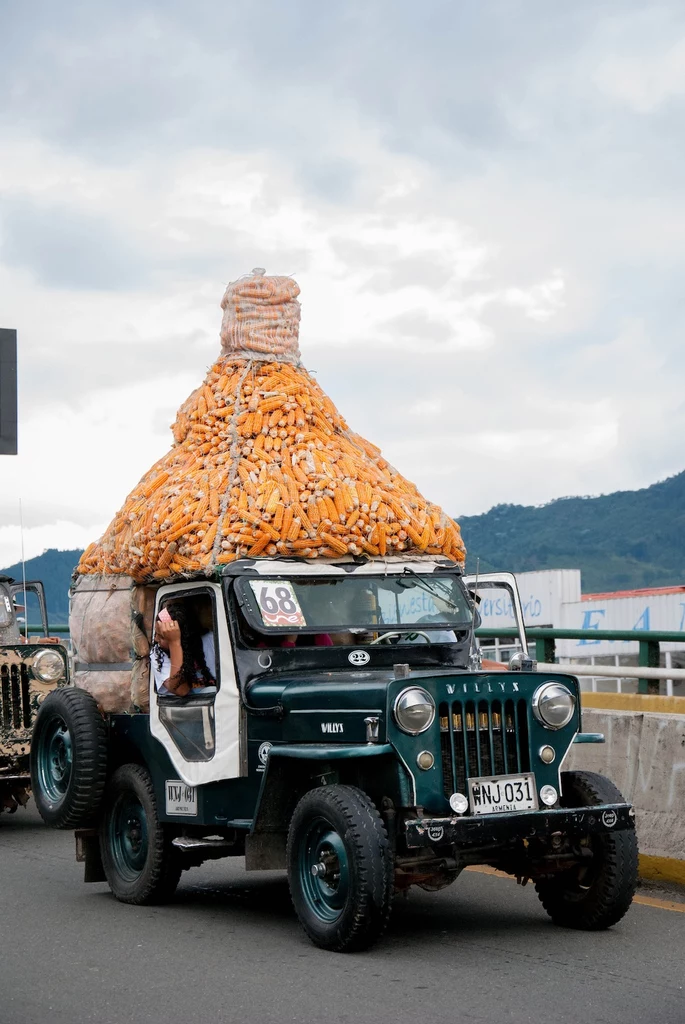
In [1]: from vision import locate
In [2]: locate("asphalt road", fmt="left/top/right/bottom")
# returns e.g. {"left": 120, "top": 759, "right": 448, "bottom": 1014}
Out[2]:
{"left": 2, "top": 804, "right": 684, "bottom": 1024}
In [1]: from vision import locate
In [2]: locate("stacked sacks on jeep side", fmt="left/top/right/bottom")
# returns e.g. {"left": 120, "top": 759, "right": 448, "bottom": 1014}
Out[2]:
{"left": 69, "top": 576, "right": 156, "bottom": 713}
{"left": 77, "top": 269, "right": 465, "bottom": 582}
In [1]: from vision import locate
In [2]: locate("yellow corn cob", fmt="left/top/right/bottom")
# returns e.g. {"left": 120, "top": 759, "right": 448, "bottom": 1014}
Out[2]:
{"left": 157, "top": 542, "right": 177, "bottom": 570}
{"left": 213, "top": 405, "right": 236, "bottom": 419}
{"left": 404, "top": 524, "right": 425, "bottom": 548}
{"left": 287, "top": 516, "right": 301, "bottom": 543}
{"left": 319, "top": 532, "right": 347, "bottom": 555}
{"left": 142, "top": 471, "right": 170, "bottom": 498}
{"left": 200, "top": 521, "right": 218, "bottom": 553}
{"left": 265, "top": 487, "right": 281, "bottom": 515}
{"left": 333, "top": 488, "right": 345, "bottom": 520}
{"left": 259, "top": 397, "right": 284, "bottom": 414}
{"left": 247, "top": 532, "right": 271, "bottom": 556}
{"left": 345, "top": 509, "right": 359, "bottom": 530}
{"left": 292, "top": 502, "right": 314, "bottom": 536}
{"left": 291, "top": 537, "right": 322, "bottom": 550}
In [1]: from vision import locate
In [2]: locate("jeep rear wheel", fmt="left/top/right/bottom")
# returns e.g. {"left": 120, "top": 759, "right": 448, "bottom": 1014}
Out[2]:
{"left": 535, "top": 770, "right": 638, "bottom": 930}
{"left": 287, "top": 785, "right": 393, "bottom": 953}
{"left": 30, "top": 687, "right": 107, "bottom": 829}
{"left": 100, "top": 764, "right": 181, "bottom": 905}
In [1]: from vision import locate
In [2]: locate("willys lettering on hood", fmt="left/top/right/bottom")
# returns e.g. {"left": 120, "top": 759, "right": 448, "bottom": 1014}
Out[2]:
{"left": 446, "top": 679, "right": 520, "bottom": 694}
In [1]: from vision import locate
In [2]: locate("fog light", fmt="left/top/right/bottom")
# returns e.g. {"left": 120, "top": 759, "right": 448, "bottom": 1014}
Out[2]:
{"left": 449, "top": 792, "right": 469, "bottom": 815}
{"left": 540, "top": 785, "right": 558, "bottom": 807}
{"left": 539, "top": 745, "right": 556, "bottom": 764}
{"left": 417, "top": 750, "right": 434, "bottom": 770}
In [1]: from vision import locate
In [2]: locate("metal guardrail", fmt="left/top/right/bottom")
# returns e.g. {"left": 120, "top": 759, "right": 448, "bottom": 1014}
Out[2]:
{"left": 476, "top": 626, "right": 685, "bottom": 694}
{"left": 28, "top": 624, "right": 685, "bottom": 694}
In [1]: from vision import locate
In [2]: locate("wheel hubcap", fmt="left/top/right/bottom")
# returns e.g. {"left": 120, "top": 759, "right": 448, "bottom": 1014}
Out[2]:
{"left": 299, "top": 817, "right": 350, "bottom": 923}
{"left": 38, "top": 717, "right": 73, "bottom": 804}
{"left": 110, "top": 794, "right": 149, "bottom": 881}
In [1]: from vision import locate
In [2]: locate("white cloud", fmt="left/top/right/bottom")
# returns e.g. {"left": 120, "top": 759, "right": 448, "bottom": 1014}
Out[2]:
{"left": 0, "top": 521, "right": 105, "bottom": 572}
{"left": 595, "top": 37, "right": 685, "bottom": 114}
{"left": 1, "top": 1, "right": 684, "bottom": 567}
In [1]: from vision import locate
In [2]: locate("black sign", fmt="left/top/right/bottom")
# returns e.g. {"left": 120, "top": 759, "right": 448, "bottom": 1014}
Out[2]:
{"left": 0, "top": 329, "right": 17, "bottom": 455}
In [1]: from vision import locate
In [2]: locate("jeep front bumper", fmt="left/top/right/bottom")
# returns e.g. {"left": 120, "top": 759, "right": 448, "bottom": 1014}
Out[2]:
{"left": 404, "top": 802, "right": 635, "bottom": 848}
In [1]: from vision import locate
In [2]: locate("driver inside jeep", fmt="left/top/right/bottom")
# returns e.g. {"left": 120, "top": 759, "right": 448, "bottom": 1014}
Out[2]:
{"left": 151, "top": 597, "right": 217, "bottom": 697}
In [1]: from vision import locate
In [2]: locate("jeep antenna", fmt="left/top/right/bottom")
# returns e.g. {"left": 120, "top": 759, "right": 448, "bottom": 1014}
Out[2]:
{"left": 19, "top": 498, "right": 28, "bottom": 640}
{"left": 467, "top": 558, "right": 481, "bottom": 672}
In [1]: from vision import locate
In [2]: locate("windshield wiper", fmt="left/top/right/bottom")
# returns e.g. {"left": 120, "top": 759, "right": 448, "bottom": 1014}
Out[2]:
{"left": 398, "top": 567, "right": 464, "bottom": 615}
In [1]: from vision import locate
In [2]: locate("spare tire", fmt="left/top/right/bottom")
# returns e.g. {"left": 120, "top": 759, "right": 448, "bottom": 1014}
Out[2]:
{"left": 31, "top": 688, "right": 108, "bottom": 829}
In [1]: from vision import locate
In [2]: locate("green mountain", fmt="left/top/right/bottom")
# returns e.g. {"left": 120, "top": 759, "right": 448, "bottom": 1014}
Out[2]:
{"left": 0, "top": 549, "right": 81, "bottom": 625}
{"left": 459, "top": 470, "right": 685, "bottom": 593}
{"left": 2, "top": 470, "right": 683, "bottom": 624}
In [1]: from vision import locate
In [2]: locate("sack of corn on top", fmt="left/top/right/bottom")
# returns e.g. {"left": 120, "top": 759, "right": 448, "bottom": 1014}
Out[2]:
{"left": 77, "top": 269, "right": 465, "bottom": 583}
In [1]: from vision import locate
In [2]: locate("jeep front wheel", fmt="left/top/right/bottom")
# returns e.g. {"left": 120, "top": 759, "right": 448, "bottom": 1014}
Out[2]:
{"left": 99, "top": 764, "right": 181, "bottom": 905}
{"left": 287, "top": 785, "right": 393, "bottom": 953}
{"left": 535, "top": 770, "right": 638, "bottom": 930}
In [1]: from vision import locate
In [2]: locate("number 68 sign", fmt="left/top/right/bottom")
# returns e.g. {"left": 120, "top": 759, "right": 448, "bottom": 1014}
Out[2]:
{"left": 249, "top": 580, "right": 307, "bottom": 628}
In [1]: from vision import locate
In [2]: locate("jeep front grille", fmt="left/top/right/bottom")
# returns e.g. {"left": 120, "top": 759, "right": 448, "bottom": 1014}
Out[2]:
{"left": 0, "top": 663, "right": 32, "bottom": 730}
{"left": 438, "top": 699, "right": 530, "bottom": 796}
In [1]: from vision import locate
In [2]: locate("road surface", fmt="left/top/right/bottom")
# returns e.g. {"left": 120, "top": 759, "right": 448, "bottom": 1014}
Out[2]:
{"left": 2, "top": 804, "right": 684, "bottom": 1024}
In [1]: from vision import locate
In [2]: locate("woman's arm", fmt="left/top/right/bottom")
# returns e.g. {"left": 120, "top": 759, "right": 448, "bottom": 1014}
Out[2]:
{"left": 155, "top": 619, "right": 191, "bottom": 696}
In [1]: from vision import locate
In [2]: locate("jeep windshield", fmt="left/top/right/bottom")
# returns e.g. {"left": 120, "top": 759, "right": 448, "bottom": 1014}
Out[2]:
{"left": 234, "top": 571, "right": 473, "bottom": 643}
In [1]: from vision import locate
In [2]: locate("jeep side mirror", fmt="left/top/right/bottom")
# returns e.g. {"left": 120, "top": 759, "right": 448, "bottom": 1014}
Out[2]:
{"left": 462, "top": 572, "right": 530, "bottom": 665}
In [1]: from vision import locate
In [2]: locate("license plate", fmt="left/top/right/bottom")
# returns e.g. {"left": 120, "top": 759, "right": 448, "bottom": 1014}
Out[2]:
{"left": 468, "top": 773, "right": 538, "bottom": 815}
{"left": 165, "top": 780, "right": 197, "bottom": 816}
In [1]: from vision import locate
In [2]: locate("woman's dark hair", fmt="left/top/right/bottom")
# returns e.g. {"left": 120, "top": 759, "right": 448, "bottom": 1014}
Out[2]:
{"left": 151, "top": 599, "right": 214, "bottom": 688}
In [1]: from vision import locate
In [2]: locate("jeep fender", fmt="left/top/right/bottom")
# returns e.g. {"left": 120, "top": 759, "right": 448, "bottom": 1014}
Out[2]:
{"left": 245, "top": 744, "right": 397, "bottom": 871}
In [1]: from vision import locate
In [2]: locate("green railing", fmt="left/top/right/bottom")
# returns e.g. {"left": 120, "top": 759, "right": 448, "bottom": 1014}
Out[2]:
{"left": 476, "top": 627, "right": 685, "bottom": 694}
{"left": 27, "top": 624, "right": 685, "bottom": 695}
{"left": 26, "top": 624, "right": 70, "bottom": 634}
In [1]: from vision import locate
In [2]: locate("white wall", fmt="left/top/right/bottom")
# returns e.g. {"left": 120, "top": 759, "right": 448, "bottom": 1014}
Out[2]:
{"left": 477, "top": 569, "right": 581, "bottom": 629}
{"left": 558, "top": 590, "right": 685, "bottom": 658}
{"left": 480, "top": 570, "right": 685, "bottom": 668}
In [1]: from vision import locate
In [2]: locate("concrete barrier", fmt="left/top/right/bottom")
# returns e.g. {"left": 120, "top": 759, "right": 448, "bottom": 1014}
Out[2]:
{"left": 568, "top": 707, "right": 685, "bottom": 884}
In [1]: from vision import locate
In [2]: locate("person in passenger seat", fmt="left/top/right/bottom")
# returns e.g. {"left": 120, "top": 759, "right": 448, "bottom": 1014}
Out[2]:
{"left": 152, "top": 599, "right": 217, "bottom": 696}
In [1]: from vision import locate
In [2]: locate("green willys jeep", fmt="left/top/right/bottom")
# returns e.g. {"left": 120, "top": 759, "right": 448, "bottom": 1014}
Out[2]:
{"left": 30, "top": 559, "right": 638, "bottom": 951}
{"left": 0, "top": 575, "right": 69, "bottom": 816}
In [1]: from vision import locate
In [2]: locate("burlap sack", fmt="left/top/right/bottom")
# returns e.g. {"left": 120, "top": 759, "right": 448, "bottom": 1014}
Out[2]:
{"left": 131, "top": 585, "right": 157, "bottom": 655}
{"left": 74, "top": 670, "right": 133, "bottom": 715}
{"left": 131, "top": 656, "right": 151, "bottom": 713}
{"left": 70, "top": 575, "right": 134, "bottom": 665}
{"left": 71, "top": 575, "right": 157, "bottom": 715}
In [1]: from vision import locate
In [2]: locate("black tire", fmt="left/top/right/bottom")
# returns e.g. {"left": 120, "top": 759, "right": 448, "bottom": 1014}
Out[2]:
{"left": 99, "top": 764, "right": 182, "bottom": 905}
{"left": 286, "top": 784, "right": 393, "bottom": 953}
{"left": 535, "top": 770, "right": 638, "bottom": 930}
{"left": 30, "top": 687, "right": 108, "bottom": 829}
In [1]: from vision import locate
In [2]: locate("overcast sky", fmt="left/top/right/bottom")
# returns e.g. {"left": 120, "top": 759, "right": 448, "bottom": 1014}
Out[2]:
{"left": 1, "top": 1, "right": 684, "bottom": 568}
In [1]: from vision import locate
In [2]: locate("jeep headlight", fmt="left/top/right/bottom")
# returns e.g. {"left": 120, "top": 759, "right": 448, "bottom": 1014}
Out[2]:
{"left": 532, "top": 681, "right": 575, "bottom": 730}
{"left": 393, "top": 687, "right": 435, "bottom": 735}
{"left": 32, "top": 649, "right": 65, "bottom": 683}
